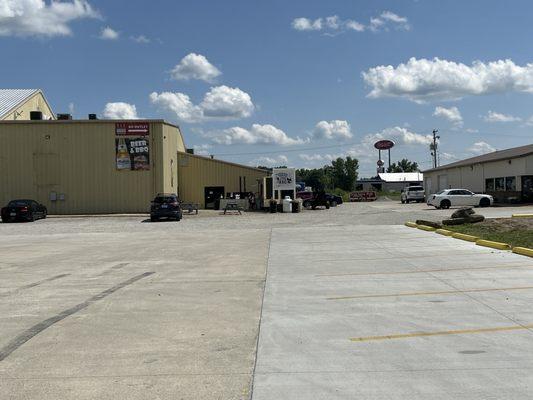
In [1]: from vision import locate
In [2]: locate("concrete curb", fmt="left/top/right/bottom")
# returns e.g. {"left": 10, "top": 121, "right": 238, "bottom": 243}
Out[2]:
{"left": 451, "top": 232, "right": 479, "bottom": 242}
{"left": 404, "top": 220, "right": 533, "bottom": 258}
{"left": 476, "top": 239, "right": 512, "bottom": 251}
{"left": 512, "top": 214, "right": 533, "bottom": 218}
{"left": 513, "top": 247, "right": 533, "bottom": 257}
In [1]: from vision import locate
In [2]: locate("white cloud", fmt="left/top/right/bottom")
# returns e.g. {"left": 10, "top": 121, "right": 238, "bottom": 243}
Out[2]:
{"left": 102, "top": 102, "right": 138, "bottom": 119}
{"left": 192, "top": 144, "right": 212, "bottom": 156}
{"left": 0, "top": 0, "right": 100, "bottom": 37}
{"left": 433, "top": 106, "right": 463, "bottom": 127}
{"left": 313, "top": 120, "right": 353, "bottom": 140}
{"left": 150, "top": 86, "right": 254, "bottom": 123}
{"left": 252, "top": 155, "right": 289, "bottom": 167}
{"left": 483, "top": 110, "right": 521, "bottom": 123}
{"left": 292, "top": 17, "right": 322, "bottom": 31}
{"left": 299, "top": 153, "right": 326, "bottom": 162}
{"left": 468, "top": 141, "right": 496, "bottom": 155}
{"left": 170, "top": 53, "right": 221, "bottom": 82}
{"left": 291, "top": 11, "right": 408, "bottom": 34}
{"left": 363, "top": 126, "right": 433, "bottom": 146}
{"left": 199, "top": 86, "right": 254, "bottom": 118}
{"left": 363, "top": 57, "right": 533, "bottom": 102}
{"left": 131, "top": 34, "right": 150, "bottom": 43}
{"left": 212, "top": 124, "right": 305, "bottom": 146}
{"left": 99, "top": 26, "right": 118, "bottom": 40}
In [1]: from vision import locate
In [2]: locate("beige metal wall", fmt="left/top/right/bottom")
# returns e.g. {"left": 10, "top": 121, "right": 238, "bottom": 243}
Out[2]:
{"left": 0, "top": 120, "right": 184, "bottom": 214}
{"left": 177, "top": 152, "right": 270, "bottom": 207}
{"left": 424, "top": 154, "right": 533, "bottom": 195}
{"left": 1, "top": 92, "right": 55, "bottom": 120}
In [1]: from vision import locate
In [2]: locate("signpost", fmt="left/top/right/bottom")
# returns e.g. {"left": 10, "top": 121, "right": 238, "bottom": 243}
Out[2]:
{"left": 374, "top": 140, "right": 395, "bottom": 171}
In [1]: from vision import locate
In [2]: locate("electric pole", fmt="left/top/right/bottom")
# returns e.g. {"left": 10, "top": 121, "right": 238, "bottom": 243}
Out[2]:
{"left": 430, "top": 129, "right": 440, "bottom": 169}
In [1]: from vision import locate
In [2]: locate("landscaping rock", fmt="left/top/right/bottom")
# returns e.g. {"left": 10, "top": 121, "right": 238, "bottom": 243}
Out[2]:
{"left": 443, "top": 218, "right": 467, "bottom": 226}
{"left": 451, "top": 207, "right": 475, "bottom": 219}
{"left": 467, "top": 214, "right": 485, "bottom": 223}
{"left": 416, "top": 220, "right": 442, "bottom": 229}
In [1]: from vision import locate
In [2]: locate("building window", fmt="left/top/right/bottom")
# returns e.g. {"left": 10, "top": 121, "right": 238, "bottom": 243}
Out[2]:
{"left": 505, "top": 176, "right": 516, "bottom": 191}
{"left": 495, "top": 177, "right": 505, "bottom": 191}
{"left": 485, "top": 178, "right": 495, "bottom": 191}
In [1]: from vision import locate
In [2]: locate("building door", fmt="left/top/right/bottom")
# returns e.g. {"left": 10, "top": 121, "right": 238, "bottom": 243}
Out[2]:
{"left": 204, "top": 186, "right": 224, "bottom": 209}
{"left": 522, "top": 176, "right": 533, "bottom": 202}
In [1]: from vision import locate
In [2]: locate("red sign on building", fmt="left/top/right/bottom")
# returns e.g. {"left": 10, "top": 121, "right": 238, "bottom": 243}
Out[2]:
{"left": 115, "top": 122, "right": 150, "bottom": 136}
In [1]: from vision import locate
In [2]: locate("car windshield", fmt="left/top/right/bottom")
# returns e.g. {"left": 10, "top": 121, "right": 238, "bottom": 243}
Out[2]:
{"left": 409, "top": 187, "right": 423, "bottom": 191}
{"left": 436, "top": 190, "right": 446, "bottom": 195}
{"left": 8, "top": 200, "right": 31, "bottom": 207}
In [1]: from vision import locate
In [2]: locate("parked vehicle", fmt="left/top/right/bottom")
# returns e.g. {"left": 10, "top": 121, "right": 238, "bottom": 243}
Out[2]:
{"left": 401, "top": 186, "right": 425, "bottom": 203}
{"left": 150, "top": 193, "right": 182, "bottom": 221}
{"left": 296, "top": 191, "right": 314, "bottom": 208}
{"left": 1, "top": 199, "right": 47, "bottom": 222}
{"left": 326, "top": 193, "right": 343, "bottom": 207}
{"left": 427, "top": 189, "right": 493, "bottom": 209}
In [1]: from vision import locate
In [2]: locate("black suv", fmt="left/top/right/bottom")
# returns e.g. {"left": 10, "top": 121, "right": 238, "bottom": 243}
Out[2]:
{"left": 150, "top": 193, "right": 182, "bottom": 222}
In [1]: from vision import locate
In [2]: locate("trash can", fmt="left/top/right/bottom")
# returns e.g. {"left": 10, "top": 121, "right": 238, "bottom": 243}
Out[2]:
{"left": 269, "top": 200, "right": 277, "bottom": 213}
{"left": 282, "top": 196, "right": 292, "bottom": 213}
{"left": 291, "top": 200, "right": 300, "bottom": 213}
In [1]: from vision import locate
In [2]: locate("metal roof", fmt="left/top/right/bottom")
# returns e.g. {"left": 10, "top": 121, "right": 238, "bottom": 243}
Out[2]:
{"left": 423, "top": 143, "right": 533, "bottom": 173}
{"left": 378, "top": 172, "right": 423, "bottom": 182}
{"left": 0, "top": 89, "right": 40, "bottom": 119}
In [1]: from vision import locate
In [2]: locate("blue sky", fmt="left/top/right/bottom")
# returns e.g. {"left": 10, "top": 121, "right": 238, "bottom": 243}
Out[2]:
{"left": 1, "top": 0, "right": 533, "bottom": 176}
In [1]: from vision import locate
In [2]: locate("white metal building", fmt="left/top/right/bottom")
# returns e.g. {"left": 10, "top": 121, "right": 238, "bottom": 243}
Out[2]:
{"left": 423, "top": 144, "right": 533, "bottom": 202}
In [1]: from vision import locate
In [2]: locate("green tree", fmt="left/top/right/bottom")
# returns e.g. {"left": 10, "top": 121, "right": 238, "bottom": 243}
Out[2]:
{"left": 296, "top": 156, "right": 359, "bottom": 192}
{"left": 386, "top": 158, "right": 419, "bottom": 173}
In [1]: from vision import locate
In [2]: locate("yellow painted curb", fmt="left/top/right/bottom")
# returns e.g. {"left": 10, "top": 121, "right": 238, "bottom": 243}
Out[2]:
{"left": 451, "top": 232, "right": 478, "bottom": 242}
{"left": 405, "top": 222, "right": 418, "bottom": 228}
{"left": 435, "top": 229, "right": 453, "bottom": 236}
{"left": 513, "top": 247, "right": 533, "bottom": 257}
{"left": 512, "top": 214, "right": 533, "bottom": 218}
{"left": 476, "top": 239, "right": 511, "bottom": 251}
{"left": 417, "top": 225, "right": 436, "bottom": 232}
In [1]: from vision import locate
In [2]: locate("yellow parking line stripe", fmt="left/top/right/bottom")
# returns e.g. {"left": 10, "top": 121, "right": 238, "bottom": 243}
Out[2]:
{"left": 327, "top": 286, "right": 533, "bottom": 300}
{"left": 315, "top": 263, "right": 531, "bottom": 277}
{"left": 350, "top": 324, "right": 533, "bottom": 342}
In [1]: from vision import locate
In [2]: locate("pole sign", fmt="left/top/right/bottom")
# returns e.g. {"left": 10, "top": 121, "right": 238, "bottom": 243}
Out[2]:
{"left": 374, "top": 140, "right": 395, "bottom": 150}
{"left": 272, "top": 168, "right": 296, "bottom": 191}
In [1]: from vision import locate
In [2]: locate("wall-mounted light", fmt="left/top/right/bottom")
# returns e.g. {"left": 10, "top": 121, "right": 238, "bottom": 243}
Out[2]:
{"left": 44, "top": 135, "right": 51, "bottom": 140}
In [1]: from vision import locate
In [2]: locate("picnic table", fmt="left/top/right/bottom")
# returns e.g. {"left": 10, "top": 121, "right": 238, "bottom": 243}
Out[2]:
{"left": 181, "top": 202, "right": 199, "bottom": 214}
{"left": 223, "top": 201, "right": 244, "bottom": 215}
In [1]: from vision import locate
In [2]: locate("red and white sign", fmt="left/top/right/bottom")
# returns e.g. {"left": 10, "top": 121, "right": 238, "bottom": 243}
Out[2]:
{"left": 115, "top": 122, "right": 150, "bottom": 136}
{"left": 374, "top": 139, "right": 395, "bottom": 150}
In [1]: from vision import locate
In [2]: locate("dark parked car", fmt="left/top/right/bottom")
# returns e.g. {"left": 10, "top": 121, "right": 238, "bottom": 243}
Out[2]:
{"left": 1, "top": 199, "right": 47, "bottom": 222}
{"left": 150, "top": 193, "right": 182, "bottom": 222}
{"left": 296, "top": 191, "right": 314, "bottom": 208}
{"left": 326, "top": 193, "right": 343, "bottom": 207}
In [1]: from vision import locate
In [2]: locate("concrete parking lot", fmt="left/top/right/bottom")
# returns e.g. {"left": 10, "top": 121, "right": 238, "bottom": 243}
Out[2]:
{"left": 1, "top": 200, "right": 533, "bottom": 399}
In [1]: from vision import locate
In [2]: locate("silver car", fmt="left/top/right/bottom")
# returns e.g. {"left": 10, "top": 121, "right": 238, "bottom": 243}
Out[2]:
{"left": 401, "top": 186, "right": 425, "bottom": 203}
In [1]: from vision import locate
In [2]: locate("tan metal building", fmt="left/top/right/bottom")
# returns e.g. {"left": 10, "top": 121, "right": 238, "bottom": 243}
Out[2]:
{"left": 423, "top": 144, "right": 533, "bottom": 203}
{"left": 178, "top": 152, "right": 269, "bottom": 208}
{"left": 0, "top": 118, "right": 270, "bottom": 214}
{"left": 0, "top": 89, "right": 55, "bottom": 120}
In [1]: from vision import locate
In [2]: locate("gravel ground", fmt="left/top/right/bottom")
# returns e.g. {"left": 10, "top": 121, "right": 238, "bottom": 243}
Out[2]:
{"left": 1, "top": 200, "right": 532, "bottom": 235}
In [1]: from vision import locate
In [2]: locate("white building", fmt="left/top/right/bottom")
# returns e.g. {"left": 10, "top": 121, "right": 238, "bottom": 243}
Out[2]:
{"left": 423, "top": 144, "right": 533, "bottom": 203}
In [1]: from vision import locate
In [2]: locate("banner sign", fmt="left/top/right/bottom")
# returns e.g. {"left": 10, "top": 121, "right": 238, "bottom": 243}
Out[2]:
{"left": 115, "top": 122, "right": 150, "bottom": 136}
{"left": 272, "top": 168, "right": 296, "bottom": 190}
{"left": 116, "top": 137, "right": 150, "bottom": 171}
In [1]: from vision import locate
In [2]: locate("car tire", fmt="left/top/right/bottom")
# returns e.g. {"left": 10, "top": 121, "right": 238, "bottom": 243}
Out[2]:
{"left": 440, "top": 200, "right": 451, "bottom": 209}
{"left": 303, "top": 200, "right": 311, "bottom": 209}
{"left": 401, "top": 199, "right": 405, "bottom": 204}
{"left": 326, "top": 203, "right": 330, "bottom": 209}
{"left": 479, "top": 198, "right": 490, "bottom": 207}
{"left": 330, "top": 200, "right": 337, "bottom": 207}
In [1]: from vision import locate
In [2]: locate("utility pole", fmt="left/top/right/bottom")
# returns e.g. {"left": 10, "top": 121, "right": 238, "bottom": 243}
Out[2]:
{"left": 430, "top": 129, "right": 440, "bottom": 169}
